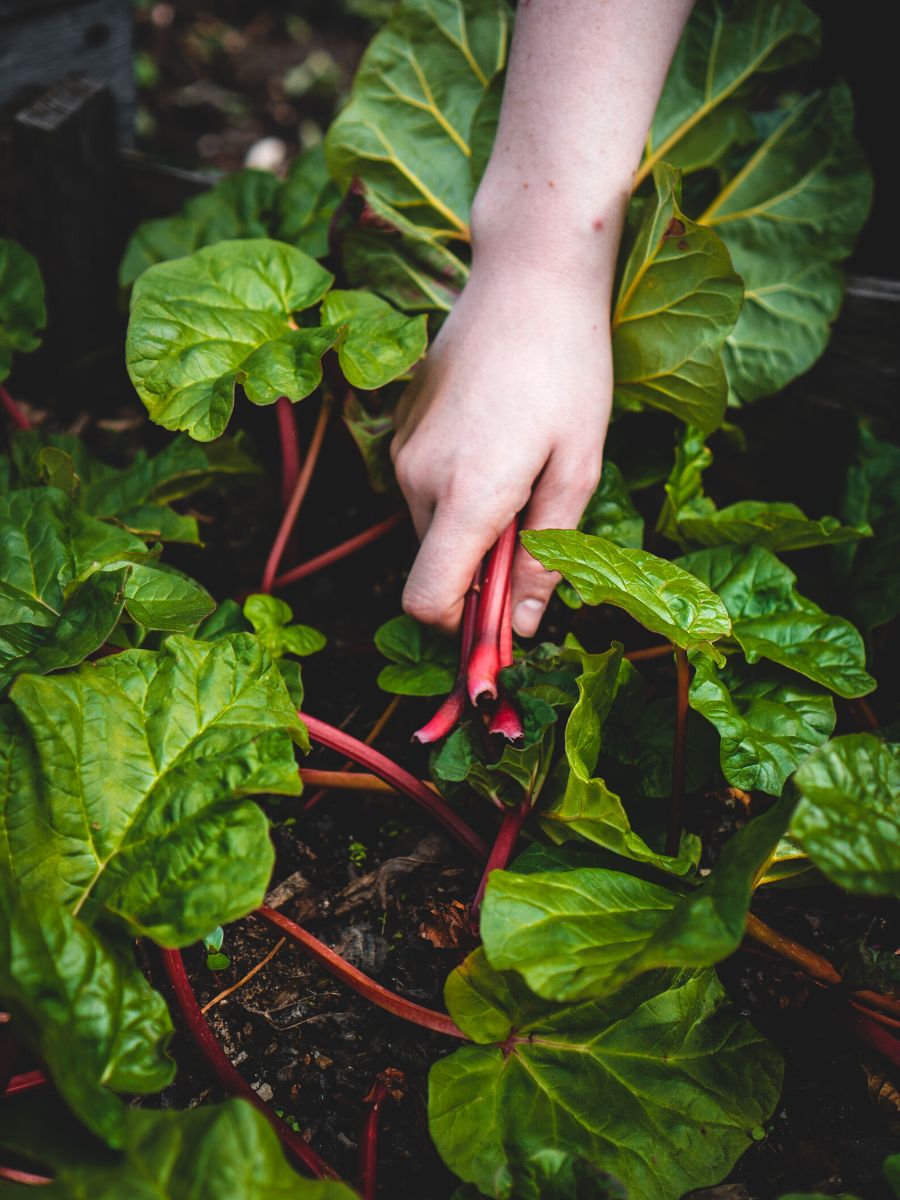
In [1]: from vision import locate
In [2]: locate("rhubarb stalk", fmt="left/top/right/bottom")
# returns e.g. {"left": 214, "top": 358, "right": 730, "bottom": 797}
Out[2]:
{"left": 0, "top": 385, "right": 30, "bottom": 432}
{"left": 255, "top": 907, "right": 467, "bottom": 1039}
{"left": 665, "top": 645, "right": 690, "bottom": 858}
{"left": 271, "top": 512, "right": 406, "bottom": 591}
{"left": 300, "top": 711, "right": 488, "bottom": 860}
{"left": 469, "top": 796, "right": 531, "bottom": 932}
{"left": 487, "top": 582, "right": 524, "bottom": 744}
{"left": 467, "top": 520, "right": 518, "bottom": 704}
{"left": 413, "top": 566, "right": 482, "bottom": 745}
{"left": 275, "top": 397, "right": 301, "bottom": 509}
{"left": 358, "top": 1078, "right": 389, "bottom": 1200}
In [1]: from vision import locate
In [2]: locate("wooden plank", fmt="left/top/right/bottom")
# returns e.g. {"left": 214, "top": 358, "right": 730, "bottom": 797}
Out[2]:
{"left": 0, "top": 0, "right": 134, "bottom": 146}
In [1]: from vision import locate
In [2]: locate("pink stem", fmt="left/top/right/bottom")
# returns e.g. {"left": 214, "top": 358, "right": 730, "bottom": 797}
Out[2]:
{"left": 299, "top": 712, "right": 488, "bottom": 860}
{"left": 467, "top": 520, "right": 518, "bottom": 704}
{"left": 275, "top": 397, "right": 301, "bottom": 510}
{"left": 260, "top": 399, "right": 330, "bottom": 593}
{"left": 159, "top": 949, "right": 339, "bottom": 1180}
{"left": 850, "top": 1010, "right": 900, "bottom": 1071}
{"left": 488, "top": 583, "right": 524, "bottom": 743}
{"left": 271, "top": 512, "right": 406, "bottom": 591}
{"left": 255, "top": 907, "right": 467, "bottom": 1040}
{"left": 413, "top": 567, "right": 483, "bottom": 745}
{"left": 0, "top": 1165, "right": 52, "bottom": 1185}
{"left": 3, "top": 1070, "right": 47, "bottom": 1099}
{"left": 358, "top": 1080, "right": 389, "bottom": 1200}
{"left": 0, "top": 385, "right": 30, "bottom": 432}
{"left": 470, "top": 797, "right": 531, "bottom": 932}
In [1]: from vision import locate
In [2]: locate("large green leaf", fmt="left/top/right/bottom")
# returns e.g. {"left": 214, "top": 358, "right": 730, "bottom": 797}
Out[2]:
{"left": 639, "top": 0, "right": 820, "bottom": 182}
{"left": 0, "top": 890, "right": 174, "bottom": 1146}
{"left": 1, "top": 1099, "right": 357, "bottom": 1198}
{"left": 127, "top": 239, "right": 337, "bottom": 441}
{"left": 375, "top": 612, "right": 456, "bottom": 696}
{"left": 677, "top": 500, "right": 870, "bottom": 553}
{"left": 0, "top": 238, "right": 46, "bottom": 382}
{"left": 522, "top": 529, "right": 731, "bottom": 661}
{"left": 320, "top": 289, "right": 428, "bottom": 388}
{"left": 118, "top": 170, "right": 282, "bottom": 289}
{"left": 430, "top": 955, "right": 783, "bottom": 1200}
{"left": 677, "top": 544, "right": 875, "bottom": 698}
{"left": 276, "top": 145, "right": 342, "bottom": 258}
{"left": 534, "top": 643, "right": 698, "bottom": 875}
{"left": 559, "top": 462, "right": 644, "bottom": 610}
{"left": 482, "top": 797, "right": 789, "bottom": 1004}
{"left": 791, "top": 734, "right": 900, "bottom": 898}
{"left": 0, "top": 634, "right": 306, "bottom": 944}
{"left": 612, "top": 164, "right": 741, "bottom": 433}
{"left": 689, "top": 656, "right": 835, "bottom": 795}
{"left": 701, "top": 87, "right": 871, "bottom": 403}
{"left": 324, "top": 0, "right": 510, "bottom": 240}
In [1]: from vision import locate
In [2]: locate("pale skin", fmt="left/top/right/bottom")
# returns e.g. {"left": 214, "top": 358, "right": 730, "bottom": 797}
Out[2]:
{"left": 392, "top": 0, "right": 694, "bottom": 636}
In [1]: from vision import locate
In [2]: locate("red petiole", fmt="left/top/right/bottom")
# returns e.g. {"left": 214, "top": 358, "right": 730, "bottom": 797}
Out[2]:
{"left": 469, "top": 796, "right": 531, "bottom": 933}
{"left": 275, "top": 396, "right": 301, "bottom": 510}
{"left": 467, "top": 520, "right": 518, "bottom": 705}
{"left": 0, "top": 385, "right": 30, "bottom": 432}
{"left": 358, "top": 1078, "right": 390, "bottom": 1200}
{"left": 413, "top": 565, "right": 482, "bottom": 745}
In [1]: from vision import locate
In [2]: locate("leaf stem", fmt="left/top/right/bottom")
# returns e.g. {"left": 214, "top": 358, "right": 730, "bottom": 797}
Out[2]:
{"left": 300, "top": 768, "right": 430, "bottom": 795}
{"left": 470, "top": 796, "right": 531, "bottom": 933}
{"left": 665, "top": 644, "right": 690, "bottom": 857}
{"left": 271, "top": 512, "right": 406, "bottom": 591}
{"left": 275, "top": 397, "right": 301, "bottom": 510}
{"left": 302, "top": 696, "right": 403, "bottom": 812}
{"left": 467, "top": 520, "right": 518, "bottom": 704}
{"left": 255, "top": 907, "right": 468, "bottom": 1040}
{"left": 413, "top": 568, "right": 482, "bottom": 745}
{"left": 487, "top": 585, "right": 523, "bottom": 743}
{"left": 358, "top": 1077, "right": 389, "bottom": 1200}
{"left": 0, "top": 385, "right": 30, "bottom": 432}
{"left": 158, "top": 948, "right": 340, "bottom": 1180}
{"left": 624, "top": 643, "right": 672, "bottom": 662}
{"left": 3, "top": 1070, "right": 48, "bottom": 1099}
{"left": 300, "top": 711, "right": 488, "bottom": 860}
{"left": 260, "top": 397, "right": 331, "bottom": 593}
{"left": 849, "top": 1009, "right": 900, "bottom": 1071}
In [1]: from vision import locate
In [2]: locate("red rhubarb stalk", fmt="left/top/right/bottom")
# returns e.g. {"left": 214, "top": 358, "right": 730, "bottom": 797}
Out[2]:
{"left": 159, "top": 948, "right": 339, "bottom": 1180}
{"left": 275, "top": 397, "right": 301, "bottom": 509}
{"left": 470, "top": 797, "right": 531, "bottom": 931}
{"left": 413, "top": 567, "right": 482, "bottom": 745}
{"left": 255, "top": 907, "right": 467, "bottom": 1040}
{"left": 358, "top": 1079, "right": 388, "bottom": 1200}
{"left": 467, "top": 520, "right": 518, "bottom": 704}
{"left": 3, "top": 1070, "right": 47, "bottom": 1099}
{"left": 271, "top": 512, "right": 406, "bottom": 590}
{"left": 488, "top": 584, "right": 524, "bottom": 744}
{"left": 665, "top": 645, "right": 690, "bottom": 858}
{"left": 850, "top": 1009, "right": 900, "bottom": 1071}
{"left": 300, "top": 711, "right": 488, "bottom": 860}
{"left": 260, "top": 398, "right": 330, "bottom": 593}
{"left": 0, "top": 1165, "right": 52, "bottom": 1185}
{"left": 0, "top": 385, "right": 30, "bottom": 432}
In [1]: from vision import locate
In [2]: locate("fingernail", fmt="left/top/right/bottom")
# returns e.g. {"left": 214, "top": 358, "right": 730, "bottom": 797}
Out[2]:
{"left": 512, "top": 599, "right": 544, "bottom": 637}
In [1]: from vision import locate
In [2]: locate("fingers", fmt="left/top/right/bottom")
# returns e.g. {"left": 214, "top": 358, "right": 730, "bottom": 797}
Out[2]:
{"left": 511, "top": 451, "right": 602, "bottom": 637}
{"left": 401, "top": 500, "right": 514, "bottom": 634}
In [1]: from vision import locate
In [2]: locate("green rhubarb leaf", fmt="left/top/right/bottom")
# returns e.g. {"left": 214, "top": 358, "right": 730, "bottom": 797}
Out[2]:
{"left": 120, "top": 562, "right": 215, "bottom": 632}
{"left": 605, "top": 694, "right": 718, "bottom": 799}
{"left": 0, "top": 238, "right": 46, "bottom": 382}
{"left": 839, "top": 424, "right": 900, "bottom": 634}
{"left": 522, "top": 529, "right": 731, "bottom": 662}
{"left": 791, "top": 734, "right": 900, "bottom": 898}
{"left": 678, "top": 500, "right": 870, "bottom": 553}
{"left": 126, "top": 239, "right": 337, "bottom": 441}
{"left": 0, "top": 634, "right": 306, "bottom": 945}
{"left": 702, "top": 87, "right": 872, "bottom": 403}
{"left": 641, "top": 0, "right": 820, "bottom": 181}
{"left": 481, "top": 797, "right": 790, "bottom": 1005}
{"left": 375, "top": 613, "right": 456, "bottom": 696}
{"left": 611, "top": 162, "right": 742, "bottom": 433}
{"left": 118, "top": 169, "right": 282, "bottom": 288}
{"left": 342, "top": 390, "right": 395, "bottom": 492}
{"left": 243, "top": 594, "right": 326, "bottom": 658}
{"left": 320, "top": 289, "right": 427, "bottom": 388}
{"left": 2, "top": 1099, "right": 357, "bottom": 1198}
{"left": 656, "top": 424, "right": 712, "bottom": 545}
{"left": 677, "top": 544, "right": 875, "bottom": 698}
{"left": 689, "top": 657, "right": 835, "bottom": 795}
{"left": 275, "top": 144, "right": 342, "bottom": 258}
{"left": 0, "top": 890, "right": 174, "bottom": 1146}
{"left": 560, "top": 463, "right": 644, "bottom": 609}
{"left": 324, "top": 0, "right": 510, "bottom": 240}
{"left": 451, "top": 1151, "right": 626, "bottom": 1200}
{"left": 535, "top": 643, "right": 698, "bottom": 875}
{"left": 0, "top": 568, "right": 127, "bottom": 693}
{"left": 430, "top": 955, "right": 783, "bottom": 1200}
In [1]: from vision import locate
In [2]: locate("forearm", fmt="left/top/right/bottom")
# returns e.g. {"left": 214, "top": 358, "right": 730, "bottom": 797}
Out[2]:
{"left": 472, "top": 0, "right": 694, "bottom": 292}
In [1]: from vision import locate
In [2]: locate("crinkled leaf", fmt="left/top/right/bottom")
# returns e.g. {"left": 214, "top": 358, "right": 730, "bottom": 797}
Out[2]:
{"left": 431, "top": 956, "right": 783, "bottom": 1200}
{"left": 482, "top": 797, "right": 790, "bottom": 1004}
{"left": 119, "top": 169, "right": 282, "bottom": 288}
{"left": 677, "top": 544, "right": 875, "bottom": 698}
{"left": 118, "top": 562, "right": 214, "bottom": 632}
{"left": 7, "top": 1099, "right": 357, "bottom": 1198}
{"left": 375, "top": 613, "right": 456, "bottom": 696}
{"left": 679, "top": 499, "right": 870, "bottom": 552}
{"left": 126, "top": 239, "right": 336, "bottom": 440}
{"left": 689, "top": 656, "right": 835, "bottom": 795}
{"left": 0, "top": 891, "right": 174, "bottom": 1146}
{"left": 0, "top": 568, "right": 127, "bottom": 693}
{"left": 523, "top": 529, "right": 731, "bottom": 662}
{"left": 0, "top": 238, "right": 46, "bottom": 382}
{"left": 612, "top": 163, "right": 742, "bottom": 433}
{"left": 324, "top": 0, "right": 510, "bottom": 239}
{"left": 702, "top": 87, "right": 871, "bottom": 403}
{"left": 656, "top": 424, "right": 712, "bottom": 544}
{"left": 559, "top": 462, "right": 644, "bottom": 609}
{"left": 320, "top": 289, "right": 427, "bottom": 388}
{"left": 243, "top": 593, "right": 326, "bottom": 658}
{"left": 535, "top": 643, "right": 698, "bottom": 875}
{"left": 0, "top": 634, "right": 306, "bottom": 945}
{"left": 451, "top": 1151, "right": 625, "bottom": 1200}
{"left": 276, "top": 145, "right": 342, "bottom": 258}
{"left": 791, "top": 734, "right": 900, "bottom": 898}
{"left": 641, "top": 0, "right": 820, "bottom": 180}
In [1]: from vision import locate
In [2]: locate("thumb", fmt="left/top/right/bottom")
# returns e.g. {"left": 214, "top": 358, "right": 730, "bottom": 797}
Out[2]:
{"left": 511, "top": 453, "right": 601, "bottom": 637}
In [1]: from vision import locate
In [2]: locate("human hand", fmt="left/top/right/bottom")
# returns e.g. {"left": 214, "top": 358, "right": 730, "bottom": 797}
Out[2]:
{"left": 391, "top": 254, "right": 612, "bottom": 637}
